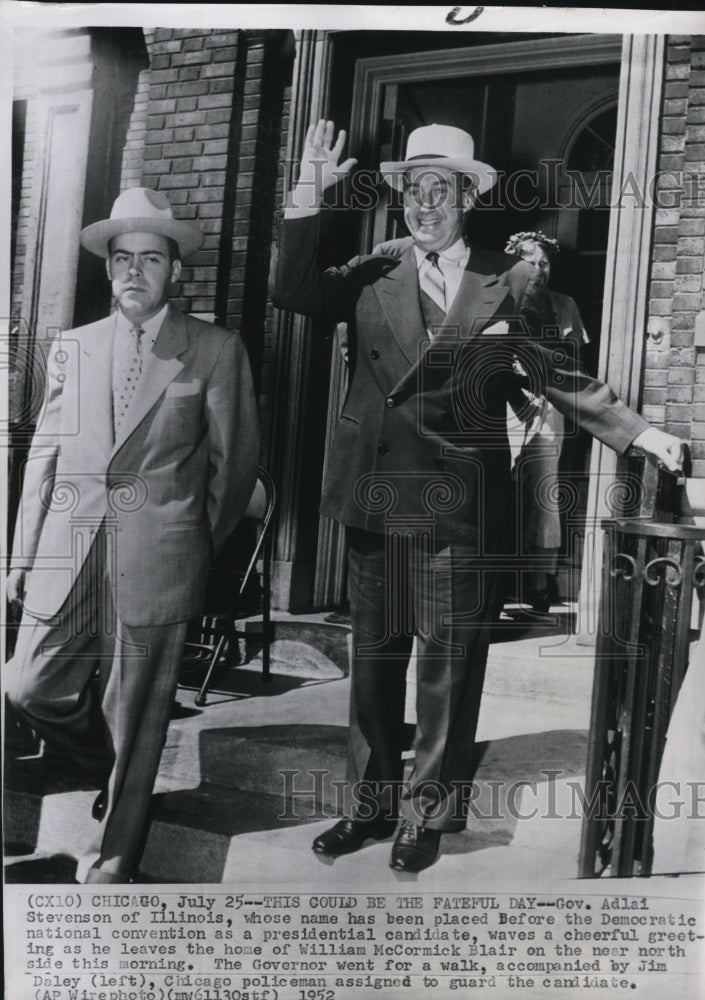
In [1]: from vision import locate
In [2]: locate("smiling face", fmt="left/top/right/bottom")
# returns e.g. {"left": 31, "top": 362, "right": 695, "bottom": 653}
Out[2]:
{"left": 106, "top": 232, "right": 181, "bottom": 323}
{"left": 518, "top": 241, "right": 551, "bottom": 287}
{"left": 402, "top": 166, "right": 474, "bottom": 253}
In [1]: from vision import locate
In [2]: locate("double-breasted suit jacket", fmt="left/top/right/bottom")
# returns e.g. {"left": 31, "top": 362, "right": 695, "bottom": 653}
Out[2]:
{"left": 274, "top": 215, "right": 648, "bottom": 547}
{"left": 12, "top": 305, "right": 259, "bottom": 625}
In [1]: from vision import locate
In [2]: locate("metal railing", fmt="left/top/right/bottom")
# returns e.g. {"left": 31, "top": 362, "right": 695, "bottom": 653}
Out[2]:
{"left": 579, "top": 448, "right": 705, "bottom": 877}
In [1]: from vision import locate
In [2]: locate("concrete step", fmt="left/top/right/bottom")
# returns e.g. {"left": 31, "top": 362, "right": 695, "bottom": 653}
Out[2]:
{"left": 241, "top": 613, "right": 350, "bottom": 678}
{"left": 204, "top": 608, "right": 592, "bottom": 711}
{"left": 485, "top": 618, "right": 594, "bottom": 710}
{"left": 4, "top": 777, "right": 593, "bottom": 888}
{"left": 4, "top": 613, "right": 595, "bottom": 883}
{"left": 203, "top": 605, "right": 590, "bottom": 712}
{"left": 5, "top": 713, "right": 587, "bottom": 883}
{"left": 183, "top": 613, "right": 350, "bottom": 692}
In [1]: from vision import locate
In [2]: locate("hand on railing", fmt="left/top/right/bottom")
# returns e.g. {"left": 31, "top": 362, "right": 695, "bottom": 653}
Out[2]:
{"left": 632, "top": 427, "right": 686, "bottom": 474}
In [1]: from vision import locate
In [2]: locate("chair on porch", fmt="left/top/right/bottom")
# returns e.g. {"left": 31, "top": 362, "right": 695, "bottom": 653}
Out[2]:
{"left": 183, "top": 465, "right": 277, "bottom": 706}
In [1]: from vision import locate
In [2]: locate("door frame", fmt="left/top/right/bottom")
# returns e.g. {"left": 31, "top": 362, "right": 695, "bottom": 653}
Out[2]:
{"left": 313, "top": 33, "right": 663, "bottom": 613}
{"left": 578, "top": 34, "right": 665, "bottom": 634}
{"left": 349, "top": 34, "right": 624, "bottom": 252}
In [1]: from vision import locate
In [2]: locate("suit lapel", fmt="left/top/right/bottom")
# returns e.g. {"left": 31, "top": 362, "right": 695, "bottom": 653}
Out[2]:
{"left": 372, "top": 247, "right": 429, "bottom": 367}
{"left": 111, "top": 305, "right": 189, "bottom": 456}
{"left": 432, "top": 250, "right": 508, "bottom": 343}
{"left": 386, "top": 247, "right": 511, "bottom": 397}
{"left": 79, "top": 317, "right": 115, "bottom": 464}
{"left": 375, "top": 245, "right": 510, "bottom": 359}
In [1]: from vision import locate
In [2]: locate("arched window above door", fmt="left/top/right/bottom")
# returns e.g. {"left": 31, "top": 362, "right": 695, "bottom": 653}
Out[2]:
{"left": 554, "top": 102, "right": 619, "bottom": 375}
{"left": 564, "top": 104, "right": 618, "bottom": 173}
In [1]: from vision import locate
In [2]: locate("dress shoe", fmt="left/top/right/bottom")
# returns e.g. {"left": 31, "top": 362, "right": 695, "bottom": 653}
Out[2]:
{"left": 92, "top": 788, "right": 107, "bottom": 821}
{"left": 527, "top": 574, "right": 559, "bottom": 615}
{"left": 390, "top": 821, "right": 440, "bottom": 873}
{"left": 312, "top": 817, "right": 397, "bottom": 857}
{"left": 526, "top": 588, "right": 551, "bottom": 614}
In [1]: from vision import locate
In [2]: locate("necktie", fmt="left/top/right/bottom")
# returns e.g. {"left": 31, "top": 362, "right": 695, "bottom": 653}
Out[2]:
{"left": 420, "top": 252, "right": 446, "bottom": 336}
{"left": 113, "top": 324, "right": 144, "bottom": 432}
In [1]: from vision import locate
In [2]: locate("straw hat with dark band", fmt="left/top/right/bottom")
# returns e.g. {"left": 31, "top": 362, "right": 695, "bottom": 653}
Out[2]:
{"left": 80, "top": 187, "right": 204, "bottom": 260}
{"left": 380, "top": 123, "right": 497, "bottom": 196}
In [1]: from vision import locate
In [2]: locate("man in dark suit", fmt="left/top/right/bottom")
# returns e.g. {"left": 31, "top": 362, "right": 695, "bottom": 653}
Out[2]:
{"left": 7, "top": 187, "right": 259, "bottom": 882}
{"left": 274, "top": 120, "right": 683, "bottom": 873}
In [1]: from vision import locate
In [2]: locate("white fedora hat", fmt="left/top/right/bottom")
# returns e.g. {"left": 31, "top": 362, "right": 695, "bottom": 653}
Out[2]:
{"left": 80, "top": 187, "right": 204, "bottom": 260}
{"left": 380, "top": 124, "right": 497, "bottom": 196}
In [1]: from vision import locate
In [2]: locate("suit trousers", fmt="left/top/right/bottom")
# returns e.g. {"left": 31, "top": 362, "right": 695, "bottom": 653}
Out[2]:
{"left": 7, "top": 527, "right": 188, "bottom": 883}
{"left": 346, "top": 527, "right": 501, "bottom": 832}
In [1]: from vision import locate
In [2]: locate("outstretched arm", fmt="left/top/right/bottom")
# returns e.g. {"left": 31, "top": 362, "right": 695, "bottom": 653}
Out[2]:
{"left": 527, "top": 337, "right": 685, "bottom": 471}
{"left": 507, "top": 262, "right": 686, "bottom": 472}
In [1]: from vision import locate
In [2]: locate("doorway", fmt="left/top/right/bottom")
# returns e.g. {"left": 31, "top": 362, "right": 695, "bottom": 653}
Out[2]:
{"left": 313, "top": 34, "right": 624, "bottom": 607}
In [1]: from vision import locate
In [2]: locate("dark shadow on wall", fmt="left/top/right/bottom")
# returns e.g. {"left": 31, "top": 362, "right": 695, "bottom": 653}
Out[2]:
{"left": 73, "top": 28, "right": 149, "bottom": 329}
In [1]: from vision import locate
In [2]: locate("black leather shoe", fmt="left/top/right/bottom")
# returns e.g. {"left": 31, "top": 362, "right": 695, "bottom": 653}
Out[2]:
{"left": 390, "top": 821, "right": 440, "bottom": 873}
{"left": 312, "top": 817, "right": 397, "bottom": 857}
{"left": 92, "top": 788, "right": 107, "bottom": 821}
{"left": 527, "top": 574, "right": 559, "bottom": 615}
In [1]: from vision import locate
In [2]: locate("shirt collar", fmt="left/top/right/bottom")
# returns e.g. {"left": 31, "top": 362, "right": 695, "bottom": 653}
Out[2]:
{"left": 413, "top": 237, "right": 469, "bottom": 269}
{"left": 115, "top": 303, "right": 169, "bottom": 349}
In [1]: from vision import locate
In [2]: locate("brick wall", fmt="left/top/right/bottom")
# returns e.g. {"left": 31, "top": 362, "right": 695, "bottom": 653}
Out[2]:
{"left": 214, "top": 32, "right": 293, "bottom": 391}
{"left": 120, "top": 29, "right": 154, "bottom": 190}
{"left": 644, "top": 35, "right": 705, "bottom": 478}
{"left": 118, "top": 27, "right": 293, "bottom": 401}
{"left": 141, "top": 27, "right": 237, "bottom": 317}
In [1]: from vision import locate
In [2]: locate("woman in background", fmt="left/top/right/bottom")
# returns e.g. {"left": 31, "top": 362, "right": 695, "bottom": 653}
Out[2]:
{"left": 505, "top": 231, "right": 590, "bottom": 614}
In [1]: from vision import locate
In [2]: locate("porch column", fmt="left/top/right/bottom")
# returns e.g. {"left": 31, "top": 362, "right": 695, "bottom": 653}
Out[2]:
{"left": 577, "top": 34, "right": 666, "bottom": 637}
{"left": 13, "top": 30, "right": 95, "bottom": 400}
{"left": 9, "top": 30, "right": 96, "bottom": 551}
{"left": 268, "top": 31, "right": 335, "bottom": 610}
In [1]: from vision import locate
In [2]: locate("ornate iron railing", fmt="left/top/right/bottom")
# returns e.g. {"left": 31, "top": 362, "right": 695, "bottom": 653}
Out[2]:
{"left": 579, "top": 451, "right": 704, "bottom": 877}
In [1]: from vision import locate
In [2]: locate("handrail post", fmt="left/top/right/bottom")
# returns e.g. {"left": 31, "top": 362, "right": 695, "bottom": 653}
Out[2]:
{"left": 579, "top": 450, "right": 704, "bottom": 877}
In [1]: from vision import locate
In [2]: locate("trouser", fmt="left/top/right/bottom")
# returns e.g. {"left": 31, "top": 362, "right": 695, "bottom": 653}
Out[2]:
{"left": 6, "top": 530, "right": 188, "bottom": 883}
{"left": 346, "top": 527, "right": 502, "bottom": 832}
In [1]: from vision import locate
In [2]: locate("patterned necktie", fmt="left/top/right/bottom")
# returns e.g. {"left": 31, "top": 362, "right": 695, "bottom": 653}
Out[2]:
{"left": 113, "top": 323, "right": 144, "bottom": 432}
{"left": 419, "top": 251, "right": 446, "bottom": 336}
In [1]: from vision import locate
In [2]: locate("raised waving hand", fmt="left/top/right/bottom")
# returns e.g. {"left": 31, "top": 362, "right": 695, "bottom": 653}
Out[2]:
{"left": 289, "top": 119, "right": 357, "bottom": 211}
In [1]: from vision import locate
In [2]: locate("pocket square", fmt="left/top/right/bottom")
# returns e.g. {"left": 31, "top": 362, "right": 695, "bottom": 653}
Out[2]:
{"left": 165, "top": 380, "right": 200, "bottom": 397}
{"left": 482, "top": 320, "right": 510, "bottom": 336}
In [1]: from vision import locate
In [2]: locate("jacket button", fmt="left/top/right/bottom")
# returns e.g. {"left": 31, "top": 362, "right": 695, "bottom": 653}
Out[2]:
{"left": 377, "top": 442, "right": 389, "bottom": 455}
{"left": 386, "top": 397, "right": 395, "bottom": 408}
{"left": 370, "top": 348, "right": 380, "bottom": 359}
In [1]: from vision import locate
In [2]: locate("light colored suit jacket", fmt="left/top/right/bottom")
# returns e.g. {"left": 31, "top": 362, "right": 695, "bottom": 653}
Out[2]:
{"left": 12, "top": 305, "right": 259, "bottom": 626}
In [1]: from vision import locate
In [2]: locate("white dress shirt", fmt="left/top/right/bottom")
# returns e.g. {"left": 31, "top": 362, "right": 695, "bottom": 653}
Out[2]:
{"left": 413, "top": 238, "right": 470, "bottom": 316}
{"left": 112, "top": 302, "right": 168, "bottom": 363}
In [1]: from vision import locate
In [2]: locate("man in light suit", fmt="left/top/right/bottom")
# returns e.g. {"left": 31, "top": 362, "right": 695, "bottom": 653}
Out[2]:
{"left": 6, "top": 187, "right": 259, "bottom": 883}
{"left": 274, "top": 120, "right": 683, "bottom": 873}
